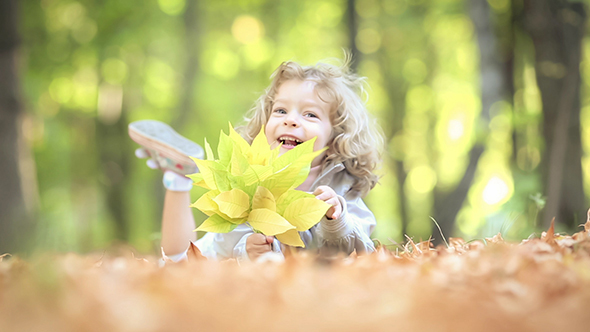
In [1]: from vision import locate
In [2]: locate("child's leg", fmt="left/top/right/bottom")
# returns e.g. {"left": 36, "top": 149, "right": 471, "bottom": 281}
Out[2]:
{"left": 161, "top": 190, "right": 196, "bottom": 255}
{"left": 129, "top": 120, "right": 204, "bottom": 257}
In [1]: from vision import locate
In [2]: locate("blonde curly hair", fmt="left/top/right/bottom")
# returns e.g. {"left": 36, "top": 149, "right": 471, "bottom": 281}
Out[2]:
{"left": 240, "top": 58, "right": 384, "bottom": 195}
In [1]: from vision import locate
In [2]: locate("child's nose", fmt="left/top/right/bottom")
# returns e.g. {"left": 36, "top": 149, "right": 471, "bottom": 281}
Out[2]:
{"left": 283, "top": 112, "right": 300, "bottom": 127}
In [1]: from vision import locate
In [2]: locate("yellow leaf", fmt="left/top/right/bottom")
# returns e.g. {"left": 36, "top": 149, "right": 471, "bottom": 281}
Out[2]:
{"left": 269, "top": 144, "right": 280, "bottom": 164}
{"left": 213, "top": 189, "right": 250, "bottom": 219}
{"left": 283, "top": 197, "right": 330, "bottom": 231}
{"left": 228, "top": 123, "right": 251, "bottom": 156}
{"left": 252, "top": 186, "right": 276, "bottom": 211}
{"left": 196, "top": 214, "right": 237, "bottom": 233}
{"left": 249, "top": 126, "right": 271, "bottom": 165}
{"left": 190, "top": 190, "right": 220, "bottom": 216}
{"left": 186, "top": 173, "right": 210, "bottom": 189}
{"left": 276, "top": 190, "right": 314, "bottom": 214}
{"left": 187, "top": 172, "right": 203, "bottom": 182}
{"left": 191, "top": 192, "right": 244, "bottom": 224}
{"left": 248, "top": 208, "right": 295, "bottom": 235}
{"left": 276, "top": 229, "right": 305, "bottom": 247}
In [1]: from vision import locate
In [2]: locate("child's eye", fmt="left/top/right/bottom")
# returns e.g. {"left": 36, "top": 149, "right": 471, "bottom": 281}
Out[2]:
{"left": 273, "top": 108, "right": 287, "bottom": 114}
{"left": 305, "top": 112, "right": 318, "bottom": 118}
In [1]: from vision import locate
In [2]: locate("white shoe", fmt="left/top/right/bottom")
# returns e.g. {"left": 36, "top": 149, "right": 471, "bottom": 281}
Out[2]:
{"left": 128, "top": 120, "right": 204, "bottom": 175}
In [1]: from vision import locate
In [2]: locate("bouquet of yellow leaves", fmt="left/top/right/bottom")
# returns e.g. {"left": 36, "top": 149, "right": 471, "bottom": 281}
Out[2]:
{"left": 187, "top": 124, "right": 330, "bottom": 247}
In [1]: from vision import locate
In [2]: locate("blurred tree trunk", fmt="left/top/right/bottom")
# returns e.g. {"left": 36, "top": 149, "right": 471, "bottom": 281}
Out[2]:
{"left": 522, "top": 0, "right": 586, "bottom": 229}
{"left": 433, "top": 0, "right": 509, "bottom": 243}
{"left": 379, "top": 55, "right": 409, "bottom": 237}
{"left": 96, "top": 114, "right": 130, "bottom": 242}
{"left": 346, "top": 0, "right": 360, "bottom": 71}
{"left": 0, "top": 0, "right": 37, "bottom": 253}
{"left": 173, "top": 0, "right": 200, "bottom": 130}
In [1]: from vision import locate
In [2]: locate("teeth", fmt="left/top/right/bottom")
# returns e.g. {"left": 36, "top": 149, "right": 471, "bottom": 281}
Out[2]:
{"left": 279, "top": 136, "right": 302, "bottom": 143}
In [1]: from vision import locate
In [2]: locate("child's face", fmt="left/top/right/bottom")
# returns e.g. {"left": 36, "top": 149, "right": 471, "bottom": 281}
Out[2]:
{"left": 265, "top": 79, "right": 333, "bottom": 166}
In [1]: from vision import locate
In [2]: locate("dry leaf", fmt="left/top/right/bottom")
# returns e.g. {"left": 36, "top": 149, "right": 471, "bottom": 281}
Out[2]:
{"left": 187, "top": 241, "right": 206, "bottom": 262}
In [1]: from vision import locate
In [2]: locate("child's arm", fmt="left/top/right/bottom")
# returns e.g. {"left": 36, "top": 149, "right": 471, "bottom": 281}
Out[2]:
{"left": 313, "top": 185, "right": 376, "bottom": 255}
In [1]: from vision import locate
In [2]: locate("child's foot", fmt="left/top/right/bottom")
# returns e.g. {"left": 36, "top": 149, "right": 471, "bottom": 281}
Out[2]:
{"left": 128, "top": 120, "right": 204, "bottom": 176}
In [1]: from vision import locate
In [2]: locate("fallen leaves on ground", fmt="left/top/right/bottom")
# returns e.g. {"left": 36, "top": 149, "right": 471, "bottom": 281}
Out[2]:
{"left": 2, "top": 217, "right": 590, "bottom": 332}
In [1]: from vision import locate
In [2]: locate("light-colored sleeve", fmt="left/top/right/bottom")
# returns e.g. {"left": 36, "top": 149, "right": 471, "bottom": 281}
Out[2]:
{"left": 195, "top": 224, "right": 253, "bottom": 261}
{"left": 315, "top": 194, "right": 376, "bottom": 256}
{"left": 194, "top": 224, "right": 285, "bottom": 262}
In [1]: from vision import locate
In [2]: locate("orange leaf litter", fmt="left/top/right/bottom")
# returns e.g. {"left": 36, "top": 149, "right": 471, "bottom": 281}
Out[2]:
{"left": 2, "top": 214, "right": 590, "bottom": 332}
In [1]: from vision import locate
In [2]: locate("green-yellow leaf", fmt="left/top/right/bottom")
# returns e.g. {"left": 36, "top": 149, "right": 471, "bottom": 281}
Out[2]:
{"left": 250, "top": 164, "right": 273, "bottom": 181}
{"left": 261, "top": 163, "right": 308, "bottom": 198}
{"left": 190, "top": 190, "right": 220, "bottom": 216}
{"left": 218, "top": 131, "right": 233, "bottom": 166}
{"left": 213, "top": 189, "right": 250, "bottom": 219}
{"left": 242, "top": 166, "right": 261, "bottom": 186}
{"left": 204, "top": 137, "right": 214, "bottom": 161}
{"left": 196, "top": 214, "right": 237, "bottom": 233}
{"left": 283, "top": 197, "right": 330, "bottom": 231}
{"left": 191, "top": 158, "right": 225, "bottom": 190}
{"left": 276, "top": 229, "right": 305, "bottom": 247}
{"left": 227, "top": 173, "right": 257, "bottom": 197}
{"left": 276, "top": 190, "right": 314, "bottom": 215}
{"left": 231, "top": 144, "right": 250, "bottom": 176}
{"left": 212, "top": 169, "right": 231, "bottom": 192}
{"left": 272, "top": 137, "right": 320, "bottom": 172}
{"left": 252, "top": 186, "right": 276, "bottom": 211}
{"left": 248, "top": 208, "right": 295, "bottom": 235}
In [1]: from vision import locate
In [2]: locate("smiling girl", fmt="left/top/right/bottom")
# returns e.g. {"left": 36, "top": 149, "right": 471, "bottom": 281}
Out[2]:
{"left": 130, "top": 57, "right": 384, "bottom": 262}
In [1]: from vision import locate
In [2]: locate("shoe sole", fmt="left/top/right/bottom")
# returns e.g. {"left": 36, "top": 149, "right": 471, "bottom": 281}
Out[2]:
{"left": 128, "top": 120, "right": 204, "bottom": 174}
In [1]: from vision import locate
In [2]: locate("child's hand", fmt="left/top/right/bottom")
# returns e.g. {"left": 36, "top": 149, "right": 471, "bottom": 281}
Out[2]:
{"left": 246, "top": 234, "right": 275, "bottom": 261}
{"left": 313, "top": 186, "right": 342, "bottom": 220}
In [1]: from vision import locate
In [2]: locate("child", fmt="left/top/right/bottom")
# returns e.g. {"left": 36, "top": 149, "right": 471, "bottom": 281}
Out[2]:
{"left": 130, "top": 57, "right": 384, "bottom": 262}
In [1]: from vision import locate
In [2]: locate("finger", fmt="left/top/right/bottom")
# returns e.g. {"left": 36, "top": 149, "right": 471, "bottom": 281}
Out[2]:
{"left": 326, "top": 206, "right": 335, "bottom": 219}
{"left": 331, "top": 205, "right": 342, "bottom": 219}
{"left": 250, "top": 233, "right": 267, "bottom": 245}
{"left": 325, "top": 197, "right": 339, "bottom": 206}
{"left": 325, "top": 197, "right": 341, "bottom": 219}
{"left": 315, "top": 191, "right": 335, "bottom": 202}
{"left": 265, "top": 236, "right": 275, "bottom": 245}
{"left": 135, "top": 148, "right": 150, "bottom": 159}
{"left": 252, "top": 243, "right": 273, "bottom": 255}
{"left": 312, "top": 186, "right": 327, "bottom": 196}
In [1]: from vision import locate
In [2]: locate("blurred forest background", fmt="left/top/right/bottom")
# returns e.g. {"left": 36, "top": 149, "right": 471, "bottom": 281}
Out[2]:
{"left": 1, "top": 0, "right": 589, "bottom": 255}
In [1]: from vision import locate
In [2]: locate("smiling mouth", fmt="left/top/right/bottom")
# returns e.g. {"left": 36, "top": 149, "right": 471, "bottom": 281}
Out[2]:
{"left": 278, "top": 136, "right": 303, "bottom": 147}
